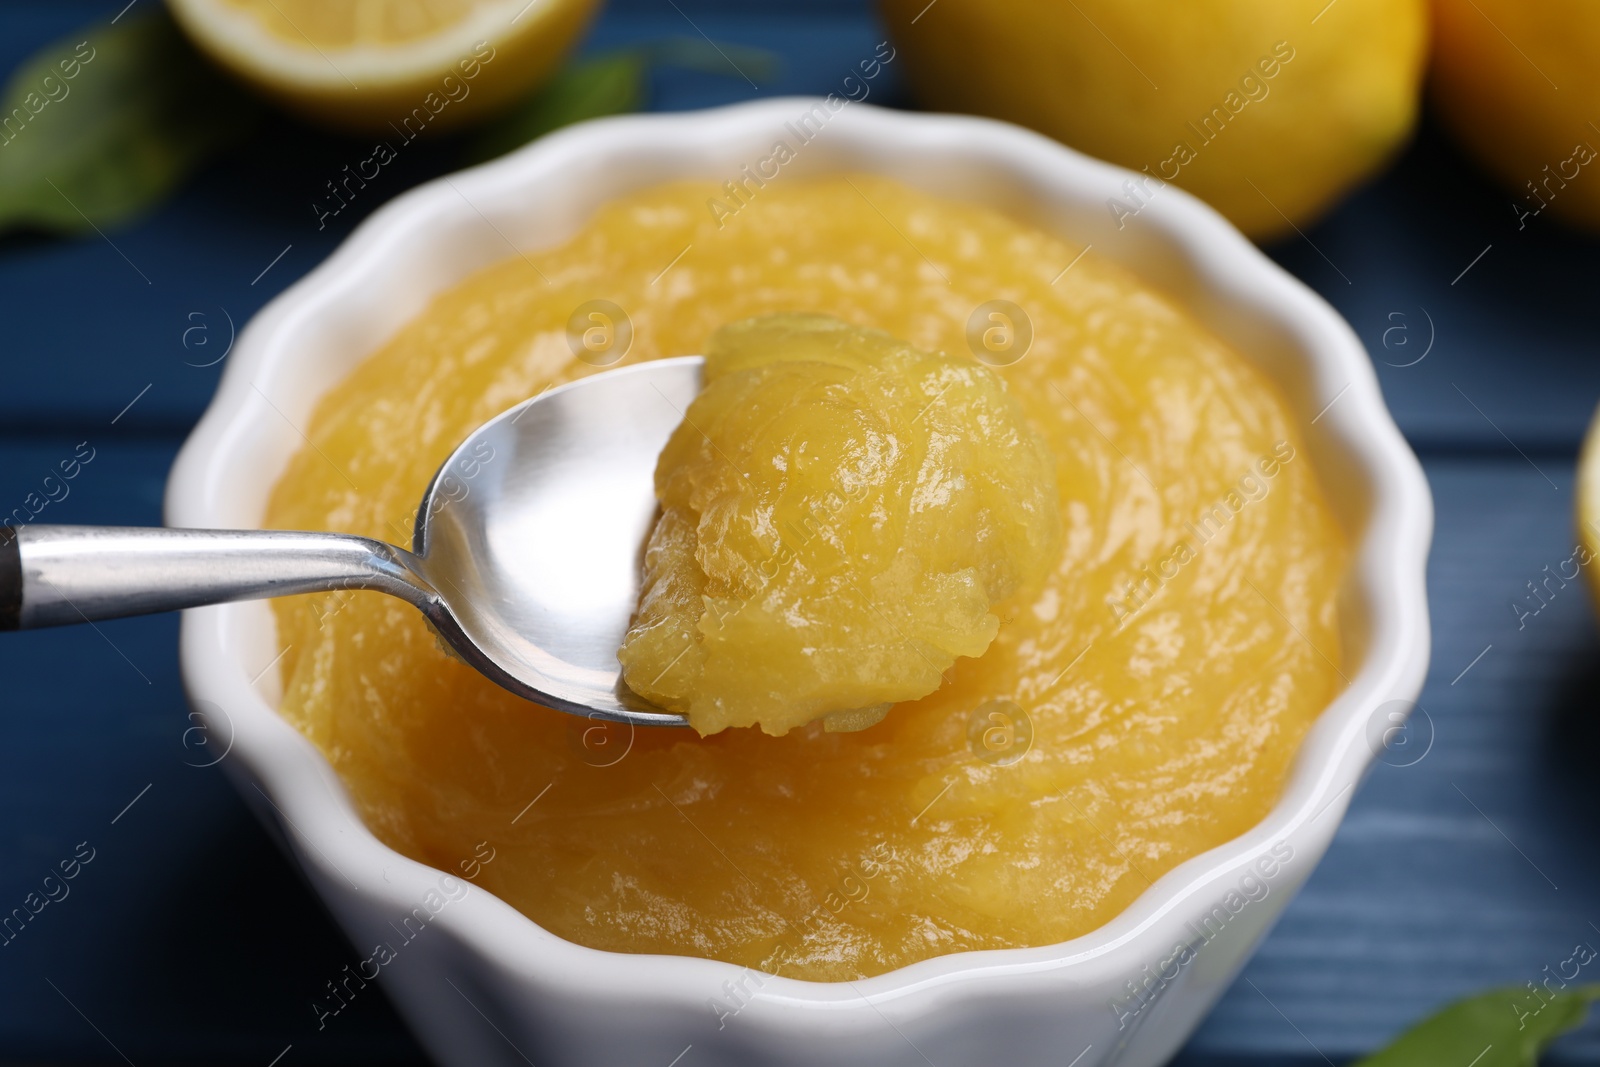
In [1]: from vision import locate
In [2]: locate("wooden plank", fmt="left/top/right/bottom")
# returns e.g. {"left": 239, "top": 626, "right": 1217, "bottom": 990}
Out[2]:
{"left": 1179, "top": 457, "right": 1600, "bottom": 1063}
{"left": 0, "top": 437, "right": 427, "bottom": 1063}
{"left": 1265, "top": 120, "right": 1600, "bottom": 457}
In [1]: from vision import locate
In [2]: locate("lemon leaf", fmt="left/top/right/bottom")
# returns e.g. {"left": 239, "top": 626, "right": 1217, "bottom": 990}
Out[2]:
{"left": 0, "top": 9, "right": 259, "bottom": 235}
{"left": 1356, "top": 985, "right": 1600, "bottom": 1067}
{"left": 465, "top": 53, "right": 646, "bottom": 164}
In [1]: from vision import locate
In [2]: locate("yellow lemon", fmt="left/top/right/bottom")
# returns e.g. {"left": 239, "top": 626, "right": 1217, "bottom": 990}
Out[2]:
{"left": 1577, "top": 402, "right": 1600, "bottom": 609}
{"left": 879, "top": 0, "right": 1428, "bottom": 240}
{"left": 165, "top": 0, "right": 600, "bottom": 131}
{"left": 1431, "top": 0, "right": 1600, "bottom": 230}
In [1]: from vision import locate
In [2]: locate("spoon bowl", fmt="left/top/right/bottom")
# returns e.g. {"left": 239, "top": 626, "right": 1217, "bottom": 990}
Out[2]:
{"left": 414, "top": 356, "right": 702, "bottom": 725}
{"left": 0, "top": 357, "right": 705, "bottom": 728}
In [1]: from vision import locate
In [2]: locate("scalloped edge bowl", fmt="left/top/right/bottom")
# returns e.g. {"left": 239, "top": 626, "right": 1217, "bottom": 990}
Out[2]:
{"left": 167, "top": 98, "right": 1431, "bottom": 1067}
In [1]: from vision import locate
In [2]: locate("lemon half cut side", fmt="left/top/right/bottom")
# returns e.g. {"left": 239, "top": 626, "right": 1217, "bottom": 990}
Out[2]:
{"left": 166, "top": 0, "right": 601, "bottom": 131}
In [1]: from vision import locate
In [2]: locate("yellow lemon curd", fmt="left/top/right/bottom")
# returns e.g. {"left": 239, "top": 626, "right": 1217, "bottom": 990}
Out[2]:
{"left": 619, "top": 313, "right": 1062, "bottom": 737}
{"left": 265, "top": 175, "right": 1347, "bottom": 982}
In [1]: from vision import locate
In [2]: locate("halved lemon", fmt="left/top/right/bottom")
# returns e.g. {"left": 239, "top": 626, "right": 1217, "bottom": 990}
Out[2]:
{"left": 166, "top": 0, "right": 601, "bottom": 131}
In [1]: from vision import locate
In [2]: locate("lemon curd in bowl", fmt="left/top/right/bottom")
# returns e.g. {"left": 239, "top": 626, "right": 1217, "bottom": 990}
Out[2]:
{"left": 263, "top": 175, "right": 1347, "bottom": 983}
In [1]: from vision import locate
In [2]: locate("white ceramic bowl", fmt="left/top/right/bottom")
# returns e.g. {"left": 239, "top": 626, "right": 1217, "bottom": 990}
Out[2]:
{"left": 167, "top": 98, "right": 1432, "bottom": 1067}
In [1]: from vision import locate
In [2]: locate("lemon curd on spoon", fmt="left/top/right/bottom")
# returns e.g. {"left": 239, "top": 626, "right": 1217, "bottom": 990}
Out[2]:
{"left": 265, "top": 175, "right": 1347, "bottom": 981}
{"left": 619, "top": 313, "right": 1062, "bottom": 737}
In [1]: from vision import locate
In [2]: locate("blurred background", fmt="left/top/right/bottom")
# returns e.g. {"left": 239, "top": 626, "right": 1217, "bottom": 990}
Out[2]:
{"left": 2, "top": 0, "right": 1599, "bottom": 1063}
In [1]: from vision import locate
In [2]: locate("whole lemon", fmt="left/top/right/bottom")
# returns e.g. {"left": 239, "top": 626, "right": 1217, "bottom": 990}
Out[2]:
{"left": 879, "top": 0, "right": 1429, "bottom": 240}
{"left": 1431, "top": 0, "right": 1600, "bottom": 230}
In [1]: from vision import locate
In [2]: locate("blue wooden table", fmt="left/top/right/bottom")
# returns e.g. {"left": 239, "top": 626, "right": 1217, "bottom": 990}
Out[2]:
{"left": 4, "top": 1, "right": 1599, "bottom": 1063}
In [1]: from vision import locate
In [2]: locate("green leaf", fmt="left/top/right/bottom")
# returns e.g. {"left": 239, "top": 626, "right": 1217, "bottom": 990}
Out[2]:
{"left": 465, "top": 53, "right": 646, "bottom": 164}
{"left": 1356, "top": 984, "right": 1600, "bottom": 1067}
{"left": 0, "top": 9, "right": 259, "bottom": 235}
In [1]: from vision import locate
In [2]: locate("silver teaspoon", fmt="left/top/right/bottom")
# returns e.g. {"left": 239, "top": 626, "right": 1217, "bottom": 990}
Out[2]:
{"left": 0, "top": 356, "right": 705, "bottom": 728}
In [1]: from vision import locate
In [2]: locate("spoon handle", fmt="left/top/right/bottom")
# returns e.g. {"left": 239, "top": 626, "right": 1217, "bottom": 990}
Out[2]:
{"left": 0, "top": 525, "right": 435, "bottom": 631}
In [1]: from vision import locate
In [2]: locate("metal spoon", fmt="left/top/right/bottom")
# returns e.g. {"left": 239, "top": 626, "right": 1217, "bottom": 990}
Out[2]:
{"left": 0, "top": 357, "right": 705, "bottom": 728}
